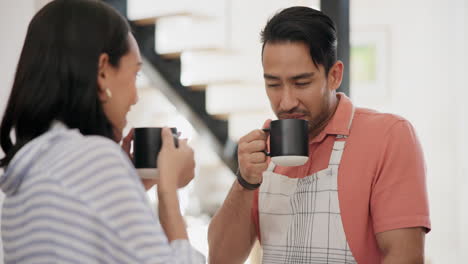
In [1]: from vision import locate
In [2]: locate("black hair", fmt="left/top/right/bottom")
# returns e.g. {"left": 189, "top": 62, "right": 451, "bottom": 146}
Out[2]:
{"left": 0, "top": 0, "right": 131, "bottom": 167}
{"left": 261, "top": 6, "right": 338, "bottom": 74}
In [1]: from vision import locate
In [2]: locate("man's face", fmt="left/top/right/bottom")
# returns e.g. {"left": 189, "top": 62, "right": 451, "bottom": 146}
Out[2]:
{"left": 262, "top": 41, "right": 337, "bottom": 132}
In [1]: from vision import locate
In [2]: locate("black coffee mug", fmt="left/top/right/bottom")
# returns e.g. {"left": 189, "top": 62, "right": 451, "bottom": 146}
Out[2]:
{"left": 133, "top": 127, "right": 178, "bottom": 178}
{"left": 264, "top": 119, "right": 309, "bottom": 166}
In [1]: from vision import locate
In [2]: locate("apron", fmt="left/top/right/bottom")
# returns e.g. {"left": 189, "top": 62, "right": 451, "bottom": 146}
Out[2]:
{"left": 259, "top": 117, "right": 356, "bottom": 263}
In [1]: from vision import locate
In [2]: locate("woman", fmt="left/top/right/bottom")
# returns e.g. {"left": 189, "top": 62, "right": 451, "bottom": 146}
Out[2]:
{"left": 0, "top": 0, "right": 204, "bottom": 263}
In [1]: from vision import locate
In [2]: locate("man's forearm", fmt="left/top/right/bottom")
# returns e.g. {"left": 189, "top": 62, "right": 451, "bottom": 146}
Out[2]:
{"left": 382, "top": 253, "right": 424, "bottom": 264}
{"left": 208, "top": 180, "right": 257, "bottom": 264}
{"left": 377, "top": 228, "right": 425, "bottom": 264}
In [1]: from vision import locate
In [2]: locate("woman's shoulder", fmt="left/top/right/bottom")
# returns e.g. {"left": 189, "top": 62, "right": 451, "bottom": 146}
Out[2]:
{"left": 58, "top": 133, "right": 127, "bottom": 165}
{"left": 79, "top": 134, "right": 121, "bottom": 153}
{"left": 1, "top": 125, "right": 133, "bottom": 195}
{"left": 45, "top": 129, "right": 137, "bottom": 185}
{"left": 41, "top": 126, "right": 132, "bottom": 174}
{"left": 45, "top": 123, "right": 122, "bottom": 156}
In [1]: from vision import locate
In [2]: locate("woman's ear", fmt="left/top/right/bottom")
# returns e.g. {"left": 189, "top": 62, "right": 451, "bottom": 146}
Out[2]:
{"left": 328, "top": 60, "right": 344, "bottom": 91}
{"left": 97, "top": 53, "right": 110, "bottom": 102}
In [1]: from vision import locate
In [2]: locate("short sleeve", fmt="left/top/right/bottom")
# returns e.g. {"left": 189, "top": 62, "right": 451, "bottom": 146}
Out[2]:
{"left": 371, "top": 120, "right": 431, "bottom": 234}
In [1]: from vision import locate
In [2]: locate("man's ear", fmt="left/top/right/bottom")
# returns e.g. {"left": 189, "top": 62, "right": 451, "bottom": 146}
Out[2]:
{"left": 97, "top": 53, "right": 110, "bottom": 101}
{"left": 327, "top": 60, "right": 344, "bottom": 91}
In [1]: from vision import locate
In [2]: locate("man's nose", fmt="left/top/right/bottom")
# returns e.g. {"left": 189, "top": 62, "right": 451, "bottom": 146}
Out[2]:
{"left": 279, "top": 87, "right": 299, "bottom": 111}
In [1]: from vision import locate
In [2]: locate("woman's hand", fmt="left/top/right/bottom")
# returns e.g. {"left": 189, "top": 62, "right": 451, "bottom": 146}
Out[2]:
{"left": 157, "top": 127, "right": 195, "bottom": 193}
{"left": 121, "top": 128, "right": 134, "bottom": 160}
{"left": 121, "top": 128, "right": 158, "bottom": 190}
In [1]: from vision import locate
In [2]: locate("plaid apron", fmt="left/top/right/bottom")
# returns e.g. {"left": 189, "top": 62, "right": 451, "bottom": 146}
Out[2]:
{"left": 259, "top": 131, "right": 356, "bottom": 263}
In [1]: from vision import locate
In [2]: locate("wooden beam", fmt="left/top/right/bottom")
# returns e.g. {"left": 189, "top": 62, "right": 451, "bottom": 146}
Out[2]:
{"left": 320, "top": 0, "right": 350, "bottom": 96}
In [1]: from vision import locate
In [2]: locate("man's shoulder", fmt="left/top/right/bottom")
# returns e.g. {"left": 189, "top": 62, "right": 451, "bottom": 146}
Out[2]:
{"left": 351, "top": 107, "right": 415, "bottom": 138}
{"left": 355, "top": 107, "right": 406, "bottom": 121}
{"left": 355, "top": 107, "right": 409, "bottom": 125}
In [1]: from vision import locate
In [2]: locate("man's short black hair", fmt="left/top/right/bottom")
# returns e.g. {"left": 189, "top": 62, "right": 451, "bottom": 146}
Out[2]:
{"left": 261, "top": 6, "right": 338, "bottom": 74}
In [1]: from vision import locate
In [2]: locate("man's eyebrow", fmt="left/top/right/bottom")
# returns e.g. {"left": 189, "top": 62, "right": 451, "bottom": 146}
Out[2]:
{"left": 290, "top": 72, "right": 315, "bottom": 80}
{"left": 263, "top": 74, "right": 280, "bottom": 80}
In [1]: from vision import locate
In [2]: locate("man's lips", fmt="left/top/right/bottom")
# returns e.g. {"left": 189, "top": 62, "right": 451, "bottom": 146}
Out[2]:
{"left": 279, "top": 113, "right": 308, "bottom": 119}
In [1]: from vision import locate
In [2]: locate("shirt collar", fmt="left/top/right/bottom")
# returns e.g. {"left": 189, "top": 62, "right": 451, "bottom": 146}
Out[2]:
{"left": 310, "top": 92, "right": 355, "bottom": 144}
{"left": 50, "top": 120, "right": 69, "bottom": 132}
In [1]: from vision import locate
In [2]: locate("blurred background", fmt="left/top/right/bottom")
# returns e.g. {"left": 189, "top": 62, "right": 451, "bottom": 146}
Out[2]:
{"left": 0, "top": 0, "right": 467, "bottom": 263}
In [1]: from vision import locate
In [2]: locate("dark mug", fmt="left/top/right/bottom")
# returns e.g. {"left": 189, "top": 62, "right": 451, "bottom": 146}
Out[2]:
{"left": 133, "top": 127, "right": 178, "bottom": 178}
{"left": 264, "top": 119, "right": 309, "bottom": 166}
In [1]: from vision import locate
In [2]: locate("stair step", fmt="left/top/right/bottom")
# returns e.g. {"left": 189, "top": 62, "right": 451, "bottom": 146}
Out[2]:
{"left": 228, "top": 110, "right": 276, "bottom": 141}
{"left": 211, "top": 114, "right": 230, "bottom": 120}
{"left": 155, "top": 16, "right": 226, "bottom": 54}
{"left": 128, "top": 0, "right": 226, "bottom": 22}
{"left": 127, "top": 87, "right": 177, "bottom": 127}
{"left": 159, "top": 52, "right": 182, "bottom": 59}
{"left": 206, "top": 83, "right": 270, "bottom": 115}
{"left": 228, "top": 0, "right": 320, "bottom": 51}
{"left": 180, "top": 51, "right": 263, "bottom": 86}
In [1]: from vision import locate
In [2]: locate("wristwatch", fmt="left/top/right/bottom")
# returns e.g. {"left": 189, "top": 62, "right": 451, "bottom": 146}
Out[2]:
{"left": 236, "top": 168, "right": 261, "bottom": 190}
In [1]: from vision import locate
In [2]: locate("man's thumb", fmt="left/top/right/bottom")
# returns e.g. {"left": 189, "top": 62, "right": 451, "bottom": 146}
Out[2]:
{"left": 262, "top": 119, "right": 272, "bottom": 130}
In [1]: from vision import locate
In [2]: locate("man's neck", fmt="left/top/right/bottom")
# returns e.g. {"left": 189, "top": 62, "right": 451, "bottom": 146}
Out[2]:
{"left": 309, "top": 94, "right": 340, "bottom": 141}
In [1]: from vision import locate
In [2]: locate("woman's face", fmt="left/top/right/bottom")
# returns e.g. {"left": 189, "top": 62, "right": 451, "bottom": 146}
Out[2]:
{"left": 98, "top": 33, "right": 141, "bottom": 141}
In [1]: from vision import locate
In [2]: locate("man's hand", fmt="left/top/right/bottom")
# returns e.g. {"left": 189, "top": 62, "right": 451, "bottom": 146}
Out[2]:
{"left": 237, "top": 119, "right": 272, "bottom": 185}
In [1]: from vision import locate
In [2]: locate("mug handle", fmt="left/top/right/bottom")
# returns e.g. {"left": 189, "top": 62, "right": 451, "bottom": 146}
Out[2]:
{"left": 173, "top": 134, "right": 179, "bottom": 148}
{"left": 262, "top": 128, "right": 271, "bottom": 156}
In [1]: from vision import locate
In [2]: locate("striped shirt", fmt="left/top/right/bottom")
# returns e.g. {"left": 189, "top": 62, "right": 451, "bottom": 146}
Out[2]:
{"left": 0, "top": 122, "right": 205, "bottom": 263}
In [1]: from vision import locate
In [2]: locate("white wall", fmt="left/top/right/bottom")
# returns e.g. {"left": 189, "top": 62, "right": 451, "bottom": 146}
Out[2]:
{"left": 0, "top": 1, "right": 43, "bottom": 262}
{"left": 456, "top": 0, "right": 468, "bottom": 258}
{"left": 351, "top": 0, "right": 467, "bottom": 262}
{"left": 0, "top": 0, "right": 52, "bottom": 117}
{"left": 0, "top": 0, "right": 37, "bottom": 145}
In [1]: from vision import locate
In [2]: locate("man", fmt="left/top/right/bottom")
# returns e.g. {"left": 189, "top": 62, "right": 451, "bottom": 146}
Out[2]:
{"left": 208, "top": 6, "right": 430, "bottom": 264}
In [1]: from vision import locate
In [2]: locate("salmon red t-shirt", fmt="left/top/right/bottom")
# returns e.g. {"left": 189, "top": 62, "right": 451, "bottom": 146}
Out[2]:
{"left": 251, "top": 93, "right": 431, "bottom": 264}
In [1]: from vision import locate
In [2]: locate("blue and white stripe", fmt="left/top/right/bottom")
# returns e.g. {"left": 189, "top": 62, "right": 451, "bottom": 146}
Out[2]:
{"left": 0, "top": 123, "right": 205, "bottom": 263}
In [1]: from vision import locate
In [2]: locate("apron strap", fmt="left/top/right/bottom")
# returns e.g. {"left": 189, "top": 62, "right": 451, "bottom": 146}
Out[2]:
{"left": 347, "top": 105, "right": 356, "bottom": 131}
{"left": 329, "top": 107, "right": 355, "bottom": 165}
{"left": 266, "top": 160, "right": 276, "bottom": 172}
{"left": 329, "top": 140, "right": 346, "bottom": 166}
